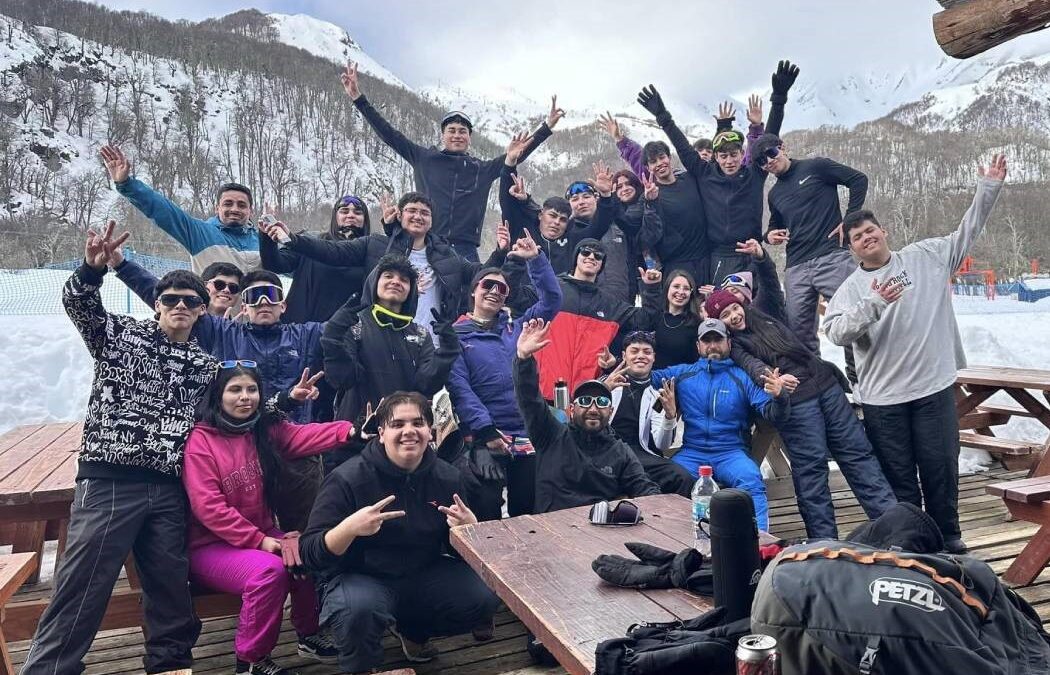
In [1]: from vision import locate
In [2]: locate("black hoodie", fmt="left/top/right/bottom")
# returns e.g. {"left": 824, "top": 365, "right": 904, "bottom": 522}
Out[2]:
{"left": 300, "top": 439, "right": 467, "bottom": 580}
{"left": 321, "top": 263, "right": 460, "bottom": 425}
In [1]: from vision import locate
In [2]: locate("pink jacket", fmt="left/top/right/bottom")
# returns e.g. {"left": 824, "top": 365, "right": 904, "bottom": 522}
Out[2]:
{"left": 183, "top": 419, "right": 352, "bottom": 550}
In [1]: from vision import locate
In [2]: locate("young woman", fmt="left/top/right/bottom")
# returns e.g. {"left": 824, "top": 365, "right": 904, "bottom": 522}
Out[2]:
{"left": 704, "top": 290, "right": 897, "bottom": 540}
{"left": 183, "top": 363, "right": 353, "bottom": 675}
{"left": 653, "top": 270, "right": 704, "bottom": 369}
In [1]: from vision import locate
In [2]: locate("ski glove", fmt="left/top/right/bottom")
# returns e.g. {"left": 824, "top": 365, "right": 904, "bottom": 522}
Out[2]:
{"left": 637, "top": 85, "right": 668, "bottom": 119}
{"left": 469, "top": 443, "right": 506, "bottom": 483}
{"left": 770, "top": 60, "right": 800, "bottom": 104}
{"left": 592, "top": 542, "right": 707, "bottom": 592}
{"left": 430, "top": 306, "right": 457, "bottom": 340}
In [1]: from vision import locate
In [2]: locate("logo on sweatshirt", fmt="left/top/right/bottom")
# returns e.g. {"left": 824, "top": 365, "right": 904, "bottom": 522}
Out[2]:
{"left": 799, "top": 176, "right": 814, "bottom": 186}
{"left": 871, "top": 269, "right": 914, "bottom": 293}
{"left": 869, "top": 577, "right": 945, "bottom": 613}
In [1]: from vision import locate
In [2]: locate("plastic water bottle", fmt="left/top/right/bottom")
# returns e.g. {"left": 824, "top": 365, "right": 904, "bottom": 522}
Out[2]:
{"left": 692, "top": 465, "right": 719, "bottom": 554}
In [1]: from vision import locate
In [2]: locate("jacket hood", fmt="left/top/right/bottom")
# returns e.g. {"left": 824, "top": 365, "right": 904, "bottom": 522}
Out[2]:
{"left": 846, "top": 502, "right": 944, "bottom": 553}
{"left": 361, "top": 258, "right": 420, "bottom": 318}
{"left": 326, "top": 198, "right": 372, "bottom": 241}
{"left": 361, "top": 437, "right": 437, "bottom": 481}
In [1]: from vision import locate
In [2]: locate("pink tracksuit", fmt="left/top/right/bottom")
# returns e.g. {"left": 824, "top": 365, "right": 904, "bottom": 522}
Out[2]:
{"left": 183, "top": 419, "right": 351, "bottom": 662}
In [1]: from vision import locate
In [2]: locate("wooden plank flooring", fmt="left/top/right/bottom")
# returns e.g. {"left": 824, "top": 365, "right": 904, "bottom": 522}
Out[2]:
{"left": 5, "top": 465, "right": 1048, "bottom": 674}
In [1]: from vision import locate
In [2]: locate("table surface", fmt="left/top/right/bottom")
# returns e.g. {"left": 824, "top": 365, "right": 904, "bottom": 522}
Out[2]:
{"left": 0, "top": 423, "right": 82, "bottom": 509}
{"left": 450, "top": 494, "right": 714, "bottom": 675}
{"left": 957, "top": 366, "right": 1050, "bottom": 390}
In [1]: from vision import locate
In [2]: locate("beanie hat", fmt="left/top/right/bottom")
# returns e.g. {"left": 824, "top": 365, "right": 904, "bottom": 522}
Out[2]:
{"left": 720, "top": 271, "right": 754, "bottom": 304}
{"left": 574, "top": 238, "right": 606, "bottom": 274}
{"left": 704, "top": 289, "right": 743, "bottom": 321}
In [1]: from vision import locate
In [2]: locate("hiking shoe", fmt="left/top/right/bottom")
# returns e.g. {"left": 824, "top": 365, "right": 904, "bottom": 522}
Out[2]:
{"left": 234, "top": 657, "right": 294, "bottom": 674}
{"left": 297, "top": 632, "right": 339, "bottom": 664}
{"left": 944, "top": 538, "right": 969, "bottom": 554}
{"left": 389, "top": 625, "right": 439, "bottom": 662}
{"left": 471, "top": 617, "right": 495, "bottom": 642}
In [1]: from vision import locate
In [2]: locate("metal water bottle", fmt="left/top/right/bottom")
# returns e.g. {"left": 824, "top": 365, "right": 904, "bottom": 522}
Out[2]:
{"left": 553, "top": 379, "right": 569, "bottom": 411}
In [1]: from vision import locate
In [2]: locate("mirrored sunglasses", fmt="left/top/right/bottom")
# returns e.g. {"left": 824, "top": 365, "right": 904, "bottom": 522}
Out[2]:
{"left": 158, "top": 293, "right": 205, "bottom": 309}
{"left": 722, "top": 274, "right": 750, "bottom": 288}
{"left": 241, "top": 285, "right": 284, "bottom": 307}
{"left": 479, "top": 278, "right": 510, "bottom": 296}
{"left": 219, "top": 359, "right": 257, "bottom": 369}
{"left": 566, "top": 181, "right": 597, "bottom": 198}
{"left": 338, "top": 195, "right": 365, "bottom": 209}
{"left": 574, "top": 395, "right": 612, "bottom": 409}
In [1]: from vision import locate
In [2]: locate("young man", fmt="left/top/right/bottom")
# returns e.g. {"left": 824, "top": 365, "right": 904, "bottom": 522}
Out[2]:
{"left": 22, "top": 222, "right": 216, "bottom": 674}
{"left": 340, "top": 62, "right": 561, "bottom": 260}
{"left": 446, "top": 232, "right": 562, "bottom": 520}
{"left": 100, "top": 145, "right": 259, "bottom": 273}
{"left": 824, "top": 155, "right": 1008, "bottom": 554}
{"left": 200, "top": 261, "right": 244, "bottom": 317}
{"left": 750, "top": 132, "right": 868, "bottom": 358}
{"left": 651, "top": 319, "right": 791, "bottom": 531}
{"left": 513, "top": 319, "right": 661, "bottom": 513}
{"left": 604, "top": 331, "right": 695, "bottom": 497}
{"left": 300, "top": 392, "right": 499, "bottom": 673}
{"left": 640, "top": 139, "right": 710, "bottom": 284}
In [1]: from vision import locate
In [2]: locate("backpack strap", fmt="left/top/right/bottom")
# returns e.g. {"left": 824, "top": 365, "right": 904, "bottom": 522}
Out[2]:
{"left": 778, "top": 546, "right": 989, "bottom": 620}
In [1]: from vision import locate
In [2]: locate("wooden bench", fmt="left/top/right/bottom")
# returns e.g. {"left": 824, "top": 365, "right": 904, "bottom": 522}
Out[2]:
{"left": 0, "top": 553, "right": 38, "bottom": 675}
{"left": 959, "top": 431, "right": 1040, "bottom": 471}
{"left": 986, "top": 476, "right": 1050, "bottom": 585}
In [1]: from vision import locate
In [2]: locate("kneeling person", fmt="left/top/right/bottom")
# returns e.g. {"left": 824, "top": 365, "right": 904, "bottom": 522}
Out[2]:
{"left": 300, "top": 393, "right": 499, "bottom": 673}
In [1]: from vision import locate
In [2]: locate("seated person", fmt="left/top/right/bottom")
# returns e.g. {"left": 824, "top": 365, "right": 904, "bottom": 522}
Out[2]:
{"left": 513, "top": 318, "right": 660, "bottom": 513}
{"left": 300, "top": 392, "right": 500, "bottom": 673}
{"left": 603, "top": 331, "right": 694, "bottom": 497}
{"left": 184, "top": 363, "right": 352, "bottom": 675}
{"left": 651, "top": 318, "right": 791, "bottom": 531}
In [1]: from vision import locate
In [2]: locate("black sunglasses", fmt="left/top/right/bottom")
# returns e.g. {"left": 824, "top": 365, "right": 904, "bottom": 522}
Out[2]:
{"left": 758, "top": 146, "right": 781, "bottom": 166}
{"left": 589, "top": 499, "right": 642, "bottom": 526}
{"left": 158, "top": 293, "right": 205, "bottom": 309}
{"left": 208, "top": 279, "right": 241, "bottom": 294}
{"left": 579, "top": 248, "right": 606, "bottom": 261}
{"left": 479, "top": 278, "right": 510, "bottom": 296}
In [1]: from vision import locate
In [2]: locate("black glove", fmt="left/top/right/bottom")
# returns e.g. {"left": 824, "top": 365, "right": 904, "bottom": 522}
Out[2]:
{"left": 592, "top": 542, "right": 703, "bottom": 590}
{"left": 469, "top": 443, "right": 506, "bottom": 483}
{"left": 430, "top": 306, "right": 456, "bottom": 338}
{"left": 637, "top": 85, "right": 668, "bottom": 118}
{"left": 770, "top": 60, "right": 800, "bottom": 104}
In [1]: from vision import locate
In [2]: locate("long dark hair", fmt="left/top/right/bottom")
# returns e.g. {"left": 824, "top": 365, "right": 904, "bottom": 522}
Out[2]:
{"left": 196, "top": 365, "right": 285, "bottom": 514}
{"left": 664, "top": 269, "right": 703, "bottom": 322}
{"left": 739, "top": 306, "right": 821, "bottom": 370}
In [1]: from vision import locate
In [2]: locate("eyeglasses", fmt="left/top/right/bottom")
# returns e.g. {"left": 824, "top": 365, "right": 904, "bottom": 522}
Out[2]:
{"left": 478, "top": 278, "right": 509, "bottom": 296}
{"left": 208, "top": 279, "right": 241, "bottom": 294}
{"left": 573, "top": 395, "right": 612, "bottom": 409}
{"left": 158, "top": 293, "right": 206, "bottom": 309}
{"left": 579, "top": 248, "right": 605, "bottom": 261}
{"left": 241, "top": 285, "right": 284, "bottom": 307}
{"left": 712, "top": 130, "right": 745, "bottom": 151}
{"left": 338, "top": 195, "right": 365, "bottom": 209}
{"left": 565, "top": 181, "right": 597, "bottom": 198}
{"left": 219, "top": 360, "right": 257, "bottom": 369}
{"left": 758, "top": 146, "right": 781, "bottom": 167}
{"left": 721, "top": 274, "right": 750, "bottom": 288}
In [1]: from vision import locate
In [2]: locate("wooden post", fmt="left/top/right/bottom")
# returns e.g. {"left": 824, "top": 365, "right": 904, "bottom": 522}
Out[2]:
{"left": 934, "top": 0, "right": 1050, "bottom": 59}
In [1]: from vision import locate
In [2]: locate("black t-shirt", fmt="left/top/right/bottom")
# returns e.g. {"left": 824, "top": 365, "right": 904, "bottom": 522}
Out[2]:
{"left": 655, "top": 175, "right": 708, "bottom": 262}
{"left": 611, "top": 380, "right": 648, "bottom": 452}
{"left": 654, "top": 313, "right": 699, "bottom": 370}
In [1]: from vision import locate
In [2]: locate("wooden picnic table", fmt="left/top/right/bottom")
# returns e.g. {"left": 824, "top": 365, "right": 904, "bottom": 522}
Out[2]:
{"left": 955, "top": 366, "right": 1050, "bottom": 472}
{"left": 450, "top": 494, "right": 715, "bottom": 675}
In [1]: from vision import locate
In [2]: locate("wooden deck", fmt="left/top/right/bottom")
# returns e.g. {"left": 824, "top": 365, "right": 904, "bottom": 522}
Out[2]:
{"left": 6, "top": 464, "right": 1049, "bottom": 674}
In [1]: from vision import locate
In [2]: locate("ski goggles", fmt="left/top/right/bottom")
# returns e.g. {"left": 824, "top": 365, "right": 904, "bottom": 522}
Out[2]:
{"left": 721, "top": 274, "right": 752, "bottom": 289}
{"left": 478, "top": 278, "right": 510, "bottom": 296}
{"left": 219, "top": 359, "right": 257, "bottom": 369}
{"left": 371, "top": 304, "right": 413, "bottom": 330}
{"left": 579, "top": 247, "right": 606, "bottom": 261}
{"left": 565, "top": 181, "right": 597, "bottom": 198}
{"left": 157, "top": 293, "right": 206, "bottom": 309}
{"left": 241, "top": 284, "right": 284, "bottom": 307}
{"left": 712, "top": 130, "right": 745, "bottom": 151}
{"left": 589, "top": 499, "right": 642, "bottom": 526}
{"left": 208, "top": 279, "right": 241, "bottom": 294}
{"left": 337, "top": 195, "right": 366, "bottom": 209}
{"left": 757, "top": 146, "right": 781, "bottom": 167}
{"left": 573, "top": 394, "right": 612, "bottom": 409}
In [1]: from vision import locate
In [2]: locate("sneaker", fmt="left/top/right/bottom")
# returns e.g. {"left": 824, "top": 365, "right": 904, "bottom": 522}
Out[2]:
{"left": 297, "top": 632, "right": 338, "bottom": 664}
{"left": 234, "top": 657, "right": 293, "bottom": 675}
{"left": 389, "top": 625, "right": 439, "bottom": 662}
{"left": 944, "top": 538, "right": 969, "bottom": 554}
{"left": 471, "top": 617, "right": 495, "bottom": 642}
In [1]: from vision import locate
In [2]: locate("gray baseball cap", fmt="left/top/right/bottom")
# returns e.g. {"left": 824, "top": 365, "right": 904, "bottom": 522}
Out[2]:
{"left": 697, "top": 318, "right": 729, "bottom": 339}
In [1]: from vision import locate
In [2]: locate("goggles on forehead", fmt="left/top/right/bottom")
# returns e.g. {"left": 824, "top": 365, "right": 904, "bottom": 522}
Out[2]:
{"left": 338, "top": 195, "right": 365, "bottom": 209}
{"left": 712, "top": 130, "right": 745, "bottom": 151}
{"left": 158, "top": 293, "right": 206, "bottom": 309}
{"left": 241, "top": 285, "right": 284, "bottom": 307}
{"left": 219, "top": 359, "right": 257, "bottom": 369}
{"left": 565, "top": 181, "right": 597, "bottom": 198}
{"left": 478, "top": 278, "right": 509, "bottom": 296}
{"left": 721, "top": 274, "right": 750, "bottom": 288}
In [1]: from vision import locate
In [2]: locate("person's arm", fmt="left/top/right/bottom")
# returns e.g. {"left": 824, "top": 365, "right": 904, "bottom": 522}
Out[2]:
{"left": 572, "top": 196, "right": 615, "bottom": 243}
{"left": 752, "top": 252, "right": 788, "bottom": 323}
{"left": 321, "top": 299, "right": 363, "bottom": 390}
{"left": 616, "top": 137, "right": 648, "bottom": 179}
{"left": 943, "top": 175, "right": 1006, "bottom": 271}
{"left": 499, "top": 166, "right": 541, "bottom": 242}
{"left": 730, "top": 342, "right": 774, "bottom": 386}
{"left": 620, "top": 276, "right": 663, "bottom": 330}
{"left": 658, "top": 114, "right": 706, "bottom": 176}
{"left": 62, "top": 264, "right": 114, "bottom": 360}
{"left": 512, "top": 355, "right": 562, "bottom": 451}
{"left": 743, "top": 374, "right": 791, "bottom": 426}
{"left": 414, "top": 322, "right": 462, "bottom": 396}
{"left": 649, "top": 406, "right": 677, "bottom": 454}
{"left": 286, "top": 233, "right": 368, "bottom": 268}
{"left": 115, "top": 178, "right": 213, "bottom": 255}
{"left": 352, "top": 94, "right": 423, "bottom": 165}
{"left": 510, "top": 122, "right": 553, "bottom": 167}
{"left": 112, "top": 257, "right": 161, "bottom": 308}
{"left": 763, "top": 199, "right": 784, "bottom": 245}
{"left": 766, "top": 60, "right": 798, "bottom": 138}
{"left": 521, "top": 253, "right": 563, "bottom": 323}
{"left": 259, "top": 230, "right": 302, "bottom": 275}
{"left": 183, "top": 443, "right": 267, "bottom": 550}
{"left": 814, "top": 158, "right": 868, "bottom": 214}
{"left": 620, "top": 451, "right": 661, "bottom": 497}
{"left": 447, "top": 355, "right": 498, "bottom": 443}
{"left": 650, "top": 363, "right": 689, "bottom": 390}
{"left": 823, "top": 281, "right": 888, "bottom": 346}
{"left": 300, "top": 471, "right": 359, "bottom": 573}
{"left": 270, "top": 419, "right": 354, "bottom": 459}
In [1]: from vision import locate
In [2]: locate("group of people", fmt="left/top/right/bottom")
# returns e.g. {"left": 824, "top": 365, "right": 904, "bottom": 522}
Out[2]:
{"left": 20, "top": 57, "right": 1009, "bottom": 675}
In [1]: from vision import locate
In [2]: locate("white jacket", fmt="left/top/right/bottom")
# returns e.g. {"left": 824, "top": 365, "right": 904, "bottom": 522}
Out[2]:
{"left": 608, "top": 384, "right": 677, "bottom": 456}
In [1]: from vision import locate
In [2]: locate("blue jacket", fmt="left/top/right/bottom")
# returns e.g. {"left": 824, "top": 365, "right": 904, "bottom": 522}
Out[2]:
{"left": 116, "top": 178, "right": 260, "bottom": 274}
{"left": 652, "top": 357, "right": 790, "bottom": 453}
{"left": 447, "top": 254, "right": 562, "bottom": 441}
{"left": 114, "top": 259, "right": 323, "bottom": 423}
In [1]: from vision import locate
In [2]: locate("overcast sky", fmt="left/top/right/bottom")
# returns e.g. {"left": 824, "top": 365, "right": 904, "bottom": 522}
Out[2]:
{"left": 93, "top": 1, "right": 960, "bottom": 107}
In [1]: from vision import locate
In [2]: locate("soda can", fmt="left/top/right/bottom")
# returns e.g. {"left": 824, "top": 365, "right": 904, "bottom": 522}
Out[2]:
{"left": 736, "top": 634, "right": 778, "bottom": 675}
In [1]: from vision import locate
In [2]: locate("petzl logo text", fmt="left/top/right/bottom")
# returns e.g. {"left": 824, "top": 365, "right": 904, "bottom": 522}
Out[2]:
{"left": 869, "top": 577, "right": 945, "bottom": 612}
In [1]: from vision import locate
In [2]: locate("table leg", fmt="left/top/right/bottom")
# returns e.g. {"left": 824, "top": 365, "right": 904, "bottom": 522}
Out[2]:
{"left": 955, "top": 385, "right": 997, "bottom": 418}
{"left": 1003, "top": 525, "right": 1050, "bottom": 586}
{"left": 1005, "top": 388, "right": 1050, "bottom": 430}
{"left": 11, "top": 522, "right": 45, "bottom": 585}
{"left": 0, "top": 626, "right": 13, "bottom": 675}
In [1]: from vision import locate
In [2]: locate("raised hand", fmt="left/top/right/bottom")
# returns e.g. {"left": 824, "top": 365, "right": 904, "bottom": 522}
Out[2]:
{"left": 761, "top": 367, "right": 786, "bottom": 398}
{"left": 597, "top": 111, "right": 623, "bottom": 142}
{"left": 260, "top": 219, "right": 290, "bottom": 243}
{"left": 85, "top": 219, "right": 131, "bottom": 271}
{"left": 873, "top": 277, "right": 905, "bottom": 304}
{"left": 505, "top": 130, "right": 534, "bottom": 167}
{"left": 715, "top": 101, "right": 736, "bottom": 123}
{"left": 379, "top": 192, "right": 399, "bottom": 224}
{"left": 510, "top": 228, "right": 540, "bottom": 260}
{"left": 508, "top": 172, "right": 528, "bottom": 201}
{"left": 340, "top": 61, "right": 361, "bottom": 100}
{"left": 642, "top": 174, "right": 659, "bottom": 201}
{"left": 604, "top": 360, "right": 630, "bottom": 391}
{"left": 547, "top": 95, "right": 566, "bottom": 129}
{"left": 597, "top": 345, "right": 617, "bottom": 370}
{"left": 99, "top": 145, "right": 130, "bottom": 183}
{"left": 747, "top": 95, "right": 763, "bottom": 126}
{"left": 638, "top": 266, "right": 663, "bottom": 286}
{"left": 593, "top": 160, "right": 613, "bottom": 196}
{"left": 658, "top": 377, "right": 677, "bottom": 419}
{"left": 496, "top": 220, "right": 511, "bottom": 251}
{"left": 289, "top": 367, "right": 325, "bottom": 402}
{"left": 978, "top": 153, "right": 1008, "bottom": 181}
{"left": 341, "top": 495, "right": 405, "bottom": 537}
{"left": 438, "top": 493, "right": 478, "bottom": 528}
{"left": 516, "top": 317, "right": 552, "bottom": 359}
{"left": 771, "top": 60, "right": 800, "bottom": 99}
{"left": 767, "top": 229, "right": 790, "bottom": 246}
{"left": 224, "top": 304, "right": 249, "bottom": 322}
{"left": 735, "top": 238, "right": 765, "bottom": 259}
{"left": 637, "top": 85, "right": 667, "bottom": 118}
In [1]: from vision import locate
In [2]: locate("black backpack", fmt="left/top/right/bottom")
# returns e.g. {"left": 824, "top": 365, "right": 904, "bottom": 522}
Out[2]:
{"left": 751, "top": 540, "right": 1050, "bottom": 674}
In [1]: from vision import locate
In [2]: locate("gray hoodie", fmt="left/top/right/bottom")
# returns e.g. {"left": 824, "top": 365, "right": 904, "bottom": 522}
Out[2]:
{"left": 823, "top": 177, "right": 1004, "bottom": 406}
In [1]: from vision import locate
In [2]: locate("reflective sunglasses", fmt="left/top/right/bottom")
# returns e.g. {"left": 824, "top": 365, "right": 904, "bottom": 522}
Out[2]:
{"left": 712, "top": 130, "right": 745, "bottom": 151}
{"left": 219, "top": 359, "right": 257, "bottom": 369}
{"left": 574, "top": 395, "right": 612, "bottom": 409}
{"left": 158, "top": 293, "right": 205, "bottom": 309}
{"left": 589, "top": 499, "right": 642, "bottom": 526}
{"left": 479, "top": 278, "right": 510, "bottom": 296}
{"left": 208, "top": 279, "right": 241, "bottom": 294}
{"left": 241, "top": 285, "right": 284, "bottom": 307}
{"left": 579, "top": 247, "right": 606, "bottom": 261}
{"left": 337, "top": 195, "right": 365, "bottom": 209}
{"left": 721, "top": 274, "right": 750, "bottom": 288}
{"left": 758, "top": 146, "right": 781, "bottom": 167}
{"left": 565, "top": 181, "right": 597, "bottom": 198}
